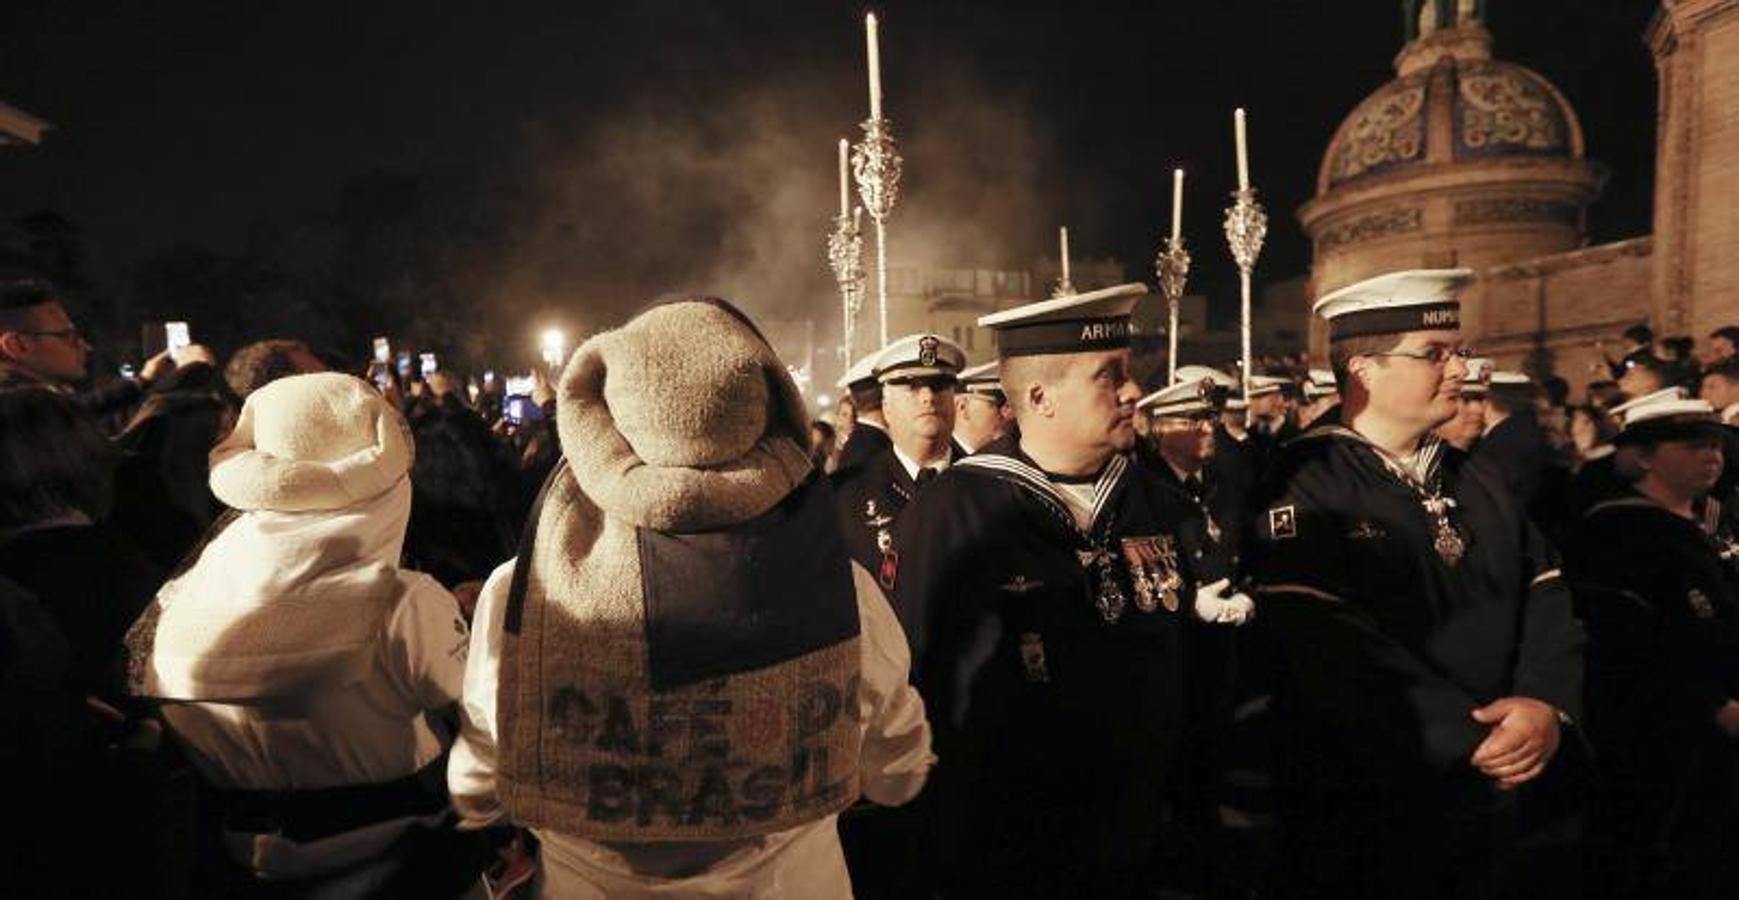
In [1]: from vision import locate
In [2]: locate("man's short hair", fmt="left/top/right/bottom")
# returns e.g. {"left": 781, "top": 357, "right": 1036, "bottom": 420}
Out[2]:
{"left": 1711, "top": 326, "right": 1739, "bottom": 347}
{"left": 1327, "top": 332, "right": 1405, "bottom": 395}
{"left": 225, "top": 339, "right": 313, "bottom": 399}
{"left": 999, "top": 354, "right": 1070, "bottom": 417}
{"left": 0, "top": 387, "right": 117, "bottom": 528}
{"left": 0, "top": 279, "right": 58, "bottom": 332}
{"left": 1622, "top": 323, "right": 1654, "bottom": 345}
{"left": 1704, "top": 359, "right": 1739, "bottom": 385}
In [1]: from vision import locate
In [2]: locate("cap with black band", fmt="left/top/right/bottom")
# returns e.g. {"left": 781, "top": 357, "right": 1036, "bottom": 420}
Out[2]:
{"left": 978, "top": 283, "right": 1148, "bottom": 358}
{"left": 1314, "top": 268, "right": 1475, "bottom": 342}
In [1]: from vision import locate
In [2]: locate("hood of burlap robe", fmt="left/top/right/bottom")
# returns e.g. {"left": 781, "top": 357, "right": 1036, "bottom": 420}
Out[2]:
{"left": 498, "top": 298, "right": 864, "bottom": 842}
{"left": 127, "top": 373, "right": 417, "bottom": 701}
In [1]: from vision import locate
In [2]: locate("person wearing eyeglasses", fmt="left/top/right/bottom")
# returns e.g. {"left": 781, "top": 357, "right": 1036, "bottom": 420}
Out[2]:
{"left": 0, "top": 279, "right": 180, "bottom": 419}
{"left": 1243, "top": 269, "right": 1584, "bottom": 899}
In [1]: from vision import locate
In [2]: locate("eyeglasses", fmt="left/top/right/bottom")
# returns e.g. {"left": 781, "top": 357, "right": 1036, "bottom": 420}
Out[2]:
{"left": 18, "top": 327, "right": 84, "bottom": 343}
{"left": 1363, "top": 346, "right": 1474, "bottom": 366}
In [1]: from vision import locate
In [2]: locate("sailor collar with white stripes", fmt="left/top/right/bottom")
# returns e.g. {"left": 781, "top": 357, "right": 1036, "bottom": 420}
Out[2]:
{"left": 956, "top": 449, "right": 1138, "bottom": 623}
{"left": 1297, "top": 423, "right": 1466, "bottom": 566}
{"left": 955, "top": 448, "right": 1131, "bottom": 536}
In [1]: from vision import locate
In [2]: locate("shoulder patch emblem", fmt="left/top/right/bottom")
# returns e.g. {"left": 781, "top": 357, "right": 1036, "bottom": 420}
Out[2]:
{"left": 1268, "top": 505, "right": 1297, "bottom": 540}
{"left": 1000, "top": 575, "right": 1044, "bottom": 594}
{"left": 1687, "top": 588, "right": 1716, "bottom": 620}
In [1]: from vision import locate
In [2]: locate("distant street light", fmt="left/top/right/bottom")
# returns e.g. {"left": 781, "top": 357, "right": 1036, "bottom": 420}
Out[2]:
{"left": 541, "top": 328, "right": 567, "bottom": 370}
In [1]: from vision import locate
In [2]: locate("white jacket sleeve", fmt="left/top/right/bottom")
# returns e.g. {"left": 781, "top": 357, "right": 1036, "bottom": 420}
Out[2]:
{"left": 446, "top": 561, "right": 517, "bottom": 829}
{"left": 382, "top": 572, "right": 470, "bottom": 711}
{"left": 851, "top": 564, "right": 936, "bottom": 807}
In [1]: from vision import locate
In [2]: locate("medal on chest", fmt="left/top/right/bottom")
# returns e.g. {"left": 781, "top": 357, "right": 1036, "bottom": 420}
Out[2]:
{"left": 1203, "top": 508, "right": 1222, "bottom": 544}
{"left": 1121, "top": 536, "right": 1182, "bottom": 613}
{"left": 1077, "top": 547, "right": 1128, "bottom": 623}
{"left": 1422, "top": 495, "right": 1464, "bottom": 566}
{"left": 866, "top": 499, "right": 899, "bottom": 589}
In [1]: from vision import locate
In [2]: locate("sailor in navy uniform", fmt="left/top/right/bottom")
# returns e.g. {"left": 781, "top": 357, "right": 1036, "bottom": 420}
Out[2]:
{"left": 831, "top": 332, "right": 964, "bottom": 898}
{"left": 1563, "top": 391, "right": 1739, "bottom": 896}
{"left": 831, "top": 333, "right": 966, "bottom": 592}
{"left": 1298, "top": 368, "right": 1340, "bottom": 430}
{"left": 953, "top": 360, "right": 1015, "bottom": 454}
{"left": 1200, "top": 369, "right": 1262, "bottom": 502}
{"left": 1244, "top": 269, "right": 1584, "bottom": 899}
{"left": 834, "top": 351, "right": 892, "bottom": 474}
{"left": 892, "top": 284, "right": 1207, "bottom": 898}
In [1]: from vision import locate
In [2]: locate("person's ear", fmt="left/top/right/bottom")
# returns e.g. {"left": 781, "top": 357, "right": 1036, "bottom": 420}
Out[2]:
{"left": 0, "top": 331, "right": 29, "bottom": 361}
{"left": 1026, "top": 382, "right": 1051, "bottom": 417}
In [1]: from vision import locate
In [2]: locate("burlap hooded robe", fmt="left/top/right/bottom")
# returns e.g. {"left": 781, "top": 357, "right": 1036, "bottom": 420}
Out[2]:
{"left": 497, "top": 299, "right": 864, "bottom": 841}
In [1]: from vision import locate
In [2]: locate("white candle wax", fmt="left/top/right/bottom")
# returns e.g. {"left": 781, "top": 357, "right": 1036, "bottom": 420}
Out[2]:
{"left": 1235, "top": 108, "right": 1250, "bottom": 191}
{"left": 1171, "top": 168, "right": 1184, "bottom": 242}
{"left": 867, "top": 13, "right": 883, "bottom": 120}
{"left": 1060, "top": 226, "right": 1071, "bottom": 283}
{"left": 838, "top": 138, "right": 850, "bottom": 216}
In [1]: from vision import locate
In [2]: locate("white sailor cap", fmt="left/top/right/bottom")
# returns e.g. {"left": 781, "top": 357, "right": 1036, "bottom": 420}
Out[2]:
{"left": 1461, "top": 357, "right": 1494, "bottom": 395}
{"left": 872, "top": 333, "right": 966, "bottom": 384}
{"left": 1313, "top": 268, "right": 1475, "bottom": 341}
{"left": 978, "top": 283, "right": 1147, "bottom": 358}
{"left": 836, "top": 352, "right": 880, "bottom": 391}
{"left": 1138, "top": 377, "right": 1228, "bottom": 418}
{"left": 1303, "top": 368, "right": 1338, "bottom": 399}
{"left": 1490, "top": 370, "right": 1532, "bottom": 386}
{"left": 1246, "top": 374, "right": 1289, "bottom": 399}
{"left": 1614, "top": 390, "right": 1722, "bottom": 445}
{"left": 1175, "top": 365, "right": 1237, "bottom": 389}
{"left": 1609, "top": 387, "right": 1685, "bottom": 418}
{"left": 958, "top": 360, "right": 1004, "bottom": 400}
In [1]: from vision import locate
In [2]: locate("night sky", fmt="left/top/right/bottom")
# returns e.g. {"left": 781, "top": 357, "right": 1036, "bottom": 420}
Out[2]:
{"left": 0, "top": 0, "right": 1661, "bottom": 359}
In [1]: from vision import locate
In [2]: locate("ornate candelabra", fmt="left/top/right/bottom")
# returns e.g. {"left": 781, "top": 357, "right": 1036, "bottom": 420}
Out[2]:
{"left": 1222, "top": 187, "right": 1268, "bottom": 399}
{"left": 853, "top": 117, "right": 903, "bottom": 348}
{"left": 827, "top": 207, "right": 867, "bottom": 364}
{"left": 1155, "top": 236, "right": 1191, "bottom": 383}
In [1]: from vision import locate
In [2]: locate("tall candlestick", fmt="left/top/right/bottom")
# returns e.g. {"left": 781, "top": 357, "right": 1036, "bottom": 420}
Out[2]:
{"left": 838, "top": 139, "right": 850, "bottom": 216}
{"left": 1060, "top": 226, "right": 1071, "bottom": 284}
{"left": 866, "top": 13, "right": 883, "bottom": 120}
{"left": 1234, "top": 108, "right": 1250, "bottom": 191}
{"left": 1171, "top": 169, "right": 1184, "bottom": 243}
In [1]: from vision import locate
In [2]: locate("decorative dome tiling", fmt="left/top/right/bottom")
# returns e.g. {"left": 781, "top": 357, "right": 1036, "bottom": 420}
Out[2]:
{"left": 1322, "top": 56, "right": 1579, "bottom": 191}
{"left": 1455, "top": 61, "right": 1570, "bottom": 158}
{"left": 1328, "top": 71, "right": 1431, "bottom": 185}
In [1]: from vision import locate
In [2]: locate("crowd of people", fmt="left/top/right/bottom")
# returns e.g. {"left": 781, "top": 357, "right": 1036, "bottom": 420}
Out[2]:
{"left": 2, "top": 268, "right": 1736, "bottom": 899}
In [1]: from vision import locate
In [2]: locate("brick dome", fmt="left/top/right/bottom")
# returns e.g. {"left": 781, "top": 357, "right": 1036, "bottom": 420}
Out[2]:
{"left": 1321, "top": 53, "right": 1584, "bottom": 193}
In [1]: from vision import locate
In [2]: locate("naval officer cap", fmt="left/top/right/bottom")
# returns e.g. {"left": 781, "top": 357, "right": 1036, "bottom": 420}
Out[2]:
{"left": 1139, "top": 377, "right": 1227, "bottom": 419}
{"left": 1303, "top": 368, "right": 1338, "bottom": 400}
{"left": 836, "top": 351, "right": 883, "bottom": 403}
{"left": 873, "top": 333, "right": 966, "bottom": 385}
{"left": 1314, "top": 268, "right": 1475, "bottom": 342}
{"left": 1613, "top": 388, "right": 1724, "bottom": 446}
{"left": 978, "top": 283, "right": 1147, "bottom": 358}
{"left": 1461, "top": 357, "right": 1495, "bottom": 396}
{"left": 1176, "top": 365, "right": 1244, "bottom": 410}
{"left": 958, "top": 360, "right": 1005, "bottom": 401}
{"left": 1246, "top": 374, "right": 1289, "bottom": 399}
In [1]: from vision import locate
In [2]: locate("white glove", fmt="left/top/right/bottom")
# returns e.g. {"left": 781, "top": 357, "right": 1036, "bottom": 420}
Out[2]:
{"left": 1193, "top": 578, "right": 1256, "bottom": 626}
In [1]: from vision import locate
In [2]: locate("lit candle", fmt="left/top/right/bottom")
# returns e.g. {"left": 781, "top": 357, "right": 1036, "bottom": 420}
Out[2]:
{"left": 866, "top": 13, "right": 883, "bottom": 120}
{"left": 1171, "top": 168, "right": 1184, "bottom": 242}
{"left": 838, "top": 138, "right": 850, "bottom": 216}
{"left": 1060, "top": 226, "right": 1071, "bottom": 284}
{"left": 1235, "top": 108, "right": 1250, "bottom": 191}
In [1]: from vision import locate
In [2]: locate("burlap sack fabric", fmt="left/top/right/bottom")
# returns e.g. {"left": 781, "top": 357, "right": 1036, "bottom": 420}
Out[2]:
{"left": 497, "top": 299, "right": 865, "bottom": 841}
